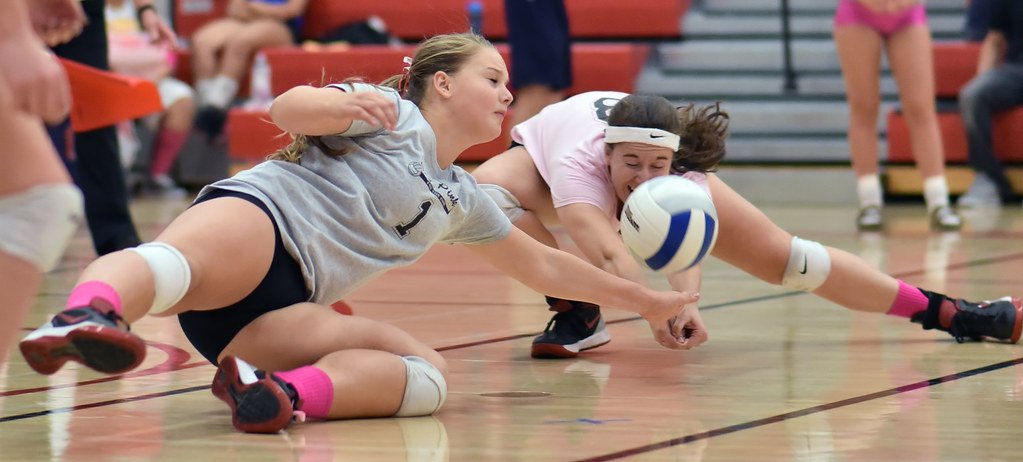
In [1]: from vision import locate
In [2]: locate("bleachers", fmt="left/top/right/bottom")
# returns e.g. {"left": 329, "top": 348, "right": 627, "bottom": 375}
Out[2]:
{"left": 176, "top": 0, "right": 689, "bottom": 42}
{"left": 884, "top": 41, "right": 1023, "bottom": 194}
{"left": 227, "top": 42, "right": 649, "bottom": 163}
{"left": 170, "top": 0, "right": 678, "bottom": 167}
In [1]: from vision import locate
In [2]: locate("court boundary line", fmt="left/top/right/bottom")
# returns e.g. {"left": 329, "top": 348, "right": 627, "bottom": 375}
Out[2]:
{"left": 571, "top": 356, "right": 1023, "bottom": 462}
{"left": 4, "top": 251, "right": 1023, "bottom": 445}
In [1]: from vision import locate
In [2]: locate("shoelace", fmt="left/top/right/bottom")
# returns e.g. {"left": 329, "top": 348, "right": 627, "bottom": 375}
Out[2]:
{"left": 101, "top": 309, "right": 132, "bottom": 331}
{"left": 63, "top": 306, "right": 133, "bottom": 332}
{"left": 949, "top": 306, "right": 997, "bottom": 343}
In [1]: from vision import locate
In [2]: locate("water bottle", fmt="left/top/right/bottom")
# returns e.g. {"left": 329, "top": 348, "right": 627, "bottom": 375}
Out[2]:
{"left": 248, "top": 51, "right": 273, "bottom": 110}
{"left": 467, "top": 0, "right": 483, "bottom": 35}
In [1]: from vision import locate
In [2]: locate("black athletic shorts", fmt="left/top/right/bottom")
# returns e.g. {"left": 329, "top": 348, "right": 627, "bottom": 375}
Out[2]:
{"left": 177, "top": 189, "right": 309, "bottom": 365}
{"left": 506, "top": 0, "right": 572, "bottom": 90}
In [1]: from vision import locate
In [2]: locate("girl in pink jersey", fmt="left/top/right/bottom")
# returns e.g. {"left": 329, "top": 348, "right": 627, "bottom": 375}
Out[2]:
{"left": 833, "top": 0, "right": 961, "bottom": 230}
{"left": 472, "top": 92, "right": 1021, "bottom": 359}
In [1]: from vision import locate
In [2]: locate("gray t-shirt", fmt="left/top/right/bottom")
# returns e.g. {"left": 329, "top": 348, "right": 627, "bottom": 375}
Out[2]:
{"left": 199, "top": 83, "right": 513, "bottom": 304}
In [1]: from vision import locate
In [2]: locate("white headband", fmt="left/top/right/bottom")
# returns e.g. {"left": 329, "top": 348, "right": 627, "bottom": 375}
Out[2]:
{"left": 604, "top": 126, "right": 680, "bottom": 150}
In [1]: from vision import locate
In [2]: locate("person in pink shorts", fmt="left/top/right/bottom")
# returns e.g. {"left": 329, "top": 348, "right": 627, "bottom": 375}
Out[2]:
{"left": 833, "top": 0, "right": 962, "bottom": 230}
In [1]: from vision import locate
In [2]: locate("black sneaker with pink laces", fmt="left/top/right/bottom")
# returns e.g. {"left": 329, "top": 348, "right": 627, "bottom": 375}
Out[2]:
{"left": 912, "top": 290, "right": 1023, "bottom": 343}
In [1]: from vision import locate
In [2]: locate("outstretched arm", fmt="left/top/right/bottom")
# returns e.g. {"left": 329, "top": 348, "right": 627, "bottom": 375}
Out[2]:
{"left": 558, "top": 203, "right": 651, "bottom": 286}
{"left": 270, "top": 85, "right": 398, "bottom": 135}
{"left": 559, "top": 202, "right": 709, "bottom": 347}
{"left": 666, "top": 267, "right": 708, "bottom": 346}
{"left": 977, "top": 30, "right": 1007, "bottom": 75}
{"left": 466, "top": 227, "right": 702, "bottom": 350}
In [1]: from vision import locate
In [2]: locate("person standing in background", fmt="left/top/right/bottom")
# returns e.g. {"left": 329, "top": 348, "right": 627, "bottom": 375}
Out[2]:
{"left": 963, "top": 0, "right": 995, "bottom": 42}
{"left": 48, "top": 0, "right": 177, "bottom": 255}
{"left": 833, "top": 0, "right": 962, "bottom": 231}
{"left": 956, "top": 0, "right": 1023, "bottom": 207}
{"left": 504, "top": 0, "right": 572, "bottom": 128}
{"left": 105, "top": 0, "right": 196, "bottom": 197}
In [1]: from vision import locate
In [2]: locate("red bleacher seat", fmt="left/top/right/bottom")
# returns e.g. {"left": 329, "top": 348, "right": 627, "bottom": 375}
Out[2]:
{"left": 886, "top": 107, "right": 1023, "bottom": 163}
{"left": 226, "top": 105, "right": 513, "bottom": 163}
{"left": 302, "top": 0, "right": 688, "bottom": 42}
{"left": 933, "top": 41, "right": 981, "bottom": 98}
{"left": 264, "top": 43, "right": 649, "bottom": 97}
{"left": 223, "top": 42, "right": 647, "bottom": 163}
{"left": 887, "top": 40, "right": 1023, "bottom": 168}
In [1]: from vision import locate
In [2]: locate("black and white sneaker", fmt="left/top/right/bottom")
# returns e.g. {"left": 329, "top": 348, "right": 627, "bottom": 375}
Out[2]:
{"left": 212, "top": 356, "right": 302, "bottom": 434}
{"left": 20, "top": 305, "right": 146, "bottom": 375}
{"left": 531, "top": 297, "right": 611, "bottom": 359}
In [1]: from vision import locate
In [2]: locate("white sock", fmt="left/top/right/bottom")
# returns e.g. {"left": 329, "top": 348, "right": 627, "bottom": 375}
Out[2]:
{"left": 205, "top": 75, "right": 239, "bottom": 110}
{"left": 195, "top": 78, "right": 213, "bottom": 106}
{"left": 923, "top": 175, "right": 951, "bottom": 211}
{"left": 857, "top": 174, "right": 883, "bottom": 208}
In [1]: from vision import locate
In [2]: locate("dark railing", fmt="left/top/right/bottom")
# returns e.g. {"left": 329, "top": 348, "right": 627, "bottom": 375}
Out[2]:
{"left": 780, "top": 0, "right": 798, "bottom": 93}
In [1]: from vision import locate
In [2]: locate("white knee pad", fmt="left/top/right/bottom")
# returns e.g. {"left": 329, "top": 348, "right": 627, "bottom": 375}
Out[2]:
{"left": 0, "top": 184, "right": 83, "bottom": 271}
{"left": 128, "top": 242, "right": 191, "bottom": 315}
{"left": 479, "top": 183, "right": 525, "bottom": 222}
{"left": 781, "top": 236, "right": 831, "bottom": 292}
{"left": 395, "top": 356, "right": 447, "bottom": 417}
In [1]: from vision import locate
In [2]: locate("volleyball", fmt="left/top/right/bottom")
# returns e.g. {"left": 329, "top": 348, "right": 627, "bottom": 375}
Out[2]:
{"left": 620, "top": 175, "right": 719, "bottom": 274}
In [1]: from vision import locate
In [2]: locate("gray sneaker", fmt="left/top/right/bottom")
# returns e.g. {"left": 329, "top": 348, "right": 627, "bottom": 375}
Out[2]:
{"left": 957, "top": 174, "right": 1000, "bottom": 208}
{"left": 929, "top": 205, "right": 963, "bottom": 231}
{"left": 856, "top": 205, "right": 884, "bottom": 231}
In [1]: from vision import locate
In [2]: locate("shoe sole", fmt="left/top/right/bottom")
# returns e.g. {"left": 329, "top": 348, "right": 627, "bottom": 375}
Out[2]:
{"left": 211, "top": 357, "right": 294, "bottom": 434}
{"left": 19, "top": 325, "right": 146, "bottom": 375}
{"left": 530, "top": 330, "right": 612, "bottom": 359}
{"left": 1009, "top": 297, "right": 1023, "bottom": 344}
{"left": 856, "top": 223, "right": 883, "bottom": 232}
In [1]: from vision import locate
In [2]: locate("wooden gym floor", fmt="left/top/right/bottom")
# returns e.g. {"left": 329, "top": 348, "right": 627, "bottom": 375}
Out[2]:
{"left": 2, "top": 191, "right": 1023, "bottom": 461}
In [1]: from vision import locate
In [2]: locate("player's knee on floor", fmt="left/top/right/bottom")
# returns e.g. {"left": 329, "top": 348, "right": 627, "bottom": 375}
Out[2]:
{"left": 479, "top": 183, "right": 525, "bottom": 222}
{"left": 781, "top": 236, "right": 831, "bottom": 292}
{"left": 0, "top": 184, "right": 83, "bottom": 271}
{"left": 128, "top": 242, "right": 192, "bottom": 315}
{"left": 395, "top": 356, "right": 447, "bottom": 417}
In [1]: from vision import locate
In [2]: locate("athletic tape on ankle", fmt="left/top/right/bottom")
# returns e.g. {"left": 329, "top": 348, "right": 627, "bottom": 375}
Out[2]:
{"left": 395, "top": 356, "right": 447, "bottom": 417}
{"left": 0, "top": 184, "right": 83, "bottom": 271}
{"left": 128, "top": 242, "right": 191, "bottom": 315}
{"left": 781, "top": 236, "right": 831, "bottom": 292}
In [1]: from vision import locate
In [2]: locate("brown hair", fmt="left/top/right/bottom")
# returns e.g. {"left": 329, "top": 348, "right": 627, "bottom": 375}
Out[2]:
{"left": 269, "top": 33, "right": 495, "bottom": 163}
{"left": 607, "top": 94, "right": 729, "bottom": 173}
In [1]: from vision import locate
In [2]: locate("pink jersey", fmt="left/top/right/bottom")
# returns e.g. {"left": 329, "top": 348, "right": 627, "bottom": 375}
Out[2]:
{"left": 511, "top": 91, "right": 709, "bottom": 225}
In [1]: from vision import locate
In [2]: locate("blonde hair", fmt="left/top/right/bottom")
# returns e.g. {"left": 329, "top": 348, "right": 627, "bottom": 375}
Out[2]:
{"left": 269, "top": 33, "right": 494, "bottom": 163}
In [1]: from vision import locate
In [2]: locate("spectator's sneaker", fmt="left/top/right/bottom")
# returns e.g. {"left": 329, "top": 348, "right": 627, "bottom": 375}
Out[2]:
{"left": 912, "top": 290, "right": 1023, "bottom": 343}
{"left": 531, "top": 297, "right": 611, "bottom": 359}
{"left": 929, "top": 205, "right": 963, "bottom": 231}
{"left": 957, "top": 174, "right": 1001, "bottom": 208}
{"left": 856, "top": 205, "right": 883, "bottom": 231}
{"left": 194, "top": 106, "right": 227, "bottom": 140}
{"left": 212, "top": 356, "right": 302, "bottom": 434}
{"left": 20, "top": 305, "right": 145, "bottom": 375}
{"left": 136, "top": 175, "right": 188, "bottom": 199}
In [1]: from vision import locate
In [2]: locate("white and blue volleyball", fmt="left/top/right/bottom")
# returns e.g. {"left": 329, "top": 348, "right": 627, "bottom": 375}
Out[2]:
{"left": 620, "top": 175, "right": 719, "bottom": 274}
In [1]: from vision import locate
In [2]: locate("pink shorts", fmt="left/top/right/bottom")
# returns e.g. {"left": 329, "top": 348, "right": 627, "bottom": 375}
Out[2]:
{"left": 834, "top": 0, "right": 927, "bottom": 37}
